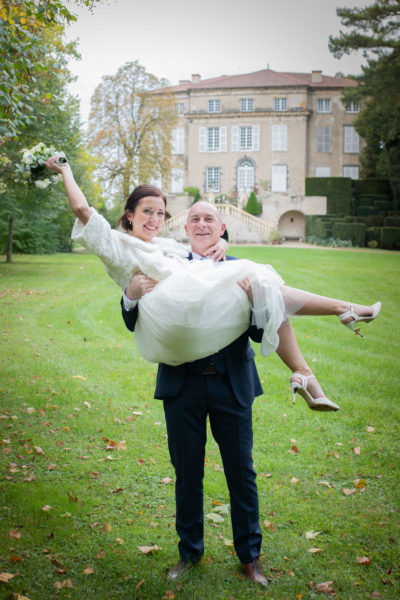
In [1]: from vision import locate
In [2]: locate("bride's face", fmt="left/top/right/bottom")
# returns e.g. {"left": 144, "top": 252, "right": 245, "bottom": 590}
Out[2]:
{"left": 128, "top": 196, "right": 166, "bottom": 242}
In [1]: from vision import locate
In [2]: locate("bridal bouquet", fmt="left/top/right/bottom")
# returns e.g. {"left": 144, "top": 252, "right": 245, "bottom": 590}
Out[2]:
{"left": 15, "top": 143, "right": 67, "bottom": 189}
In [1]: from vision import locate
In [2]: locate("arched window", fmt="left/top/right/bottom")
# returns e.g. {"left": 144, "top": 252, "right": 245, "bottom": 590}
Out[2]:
{"left": 237, "top": 158, "right": 255, "bottom": 193}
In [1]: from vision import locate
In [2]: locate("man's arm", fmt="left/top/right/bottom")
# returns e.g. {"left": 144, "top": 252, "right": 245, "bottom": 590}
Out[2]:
{"left": 121, "top": 298, "right": 139, "bottom": 332}
{"left": 121, "top": 272, "right": 158, "bottom": 332}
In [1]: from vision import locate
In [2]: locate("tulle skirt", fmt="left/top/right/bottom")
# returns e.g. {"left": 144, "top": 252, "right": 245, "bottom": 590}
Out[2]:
{"left": 134, "top": 258, "right": 287, "bottom": 366}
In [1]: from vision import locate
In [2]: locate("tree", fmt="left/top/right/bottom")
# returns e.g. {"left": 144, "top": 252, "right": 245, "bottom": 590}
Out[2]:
{"left": 329, "top": 0, "right": 400, "bottom": 200}
{"left": 0, "top": 23, "right": 105, "bottom": 261}
{"left": 88, "top": 61, "right": 177, "bottom": 204}
{"left": 244, "top": 191, "right": 262, "bottom": 216}
{"left": 0, "top": 0, "right": 101, "bottom": 139}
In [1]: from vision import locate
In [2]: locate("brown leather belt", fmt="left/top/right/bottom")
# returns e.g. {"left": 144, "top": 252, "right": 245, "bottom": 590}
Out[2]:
{"left": 203, "top": 364, "right": 218, "bottom": 375}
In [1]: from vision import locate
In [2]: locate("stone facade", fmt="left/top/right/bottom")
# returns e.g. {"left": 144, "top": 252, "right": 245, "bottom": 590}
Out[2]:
{"left": 159, "top": 69, "right": 361, "bottom": 240}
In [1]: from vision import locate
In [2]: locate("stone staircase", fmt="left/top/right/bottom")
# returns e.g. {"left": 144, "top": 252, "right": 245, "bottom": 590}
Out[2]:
{"left": 163, "top": 203, "right": 275, "bottom": 240}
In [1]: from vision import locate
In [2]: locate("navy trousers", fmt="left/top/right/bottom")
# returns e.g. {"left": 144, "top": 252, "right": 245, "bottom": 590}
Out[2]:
{"left": 163, "top": 370, "right": 262, "bottom": 564}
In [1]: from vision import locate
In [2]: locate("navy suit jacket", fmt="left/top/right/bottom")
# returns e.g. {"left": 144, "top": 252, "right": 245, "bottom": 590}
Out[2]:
{"left": 121, "top": 255, "right": 264, "bottom": 407}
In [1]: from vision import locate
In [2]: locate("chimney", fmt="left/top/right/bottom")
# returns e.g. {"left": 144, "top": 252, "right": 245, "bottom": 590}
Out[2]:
{"left": 191, "top": 73, "right": 201, "bottom": 83}
{"left": 311, "top": 70, "right": 323, "bottom": 83}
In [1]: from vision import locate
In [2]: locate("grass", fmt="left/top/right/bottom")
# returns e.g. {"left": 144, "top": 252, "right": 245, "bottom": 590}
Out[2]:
{"left": 0, "top": 247, "right": 399, "bottom": 600}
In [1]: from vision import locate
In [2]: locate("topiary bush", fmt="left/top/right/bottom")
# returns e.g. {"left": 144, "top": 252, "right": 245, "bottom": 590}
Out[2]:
{"left": 244, "top": 191, "right": 262, "bottom": 215}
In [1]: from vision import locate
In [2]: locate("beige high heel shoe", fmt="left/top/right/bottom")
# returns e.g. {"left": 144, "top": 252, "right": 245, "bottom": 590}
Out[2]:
{"left": 339, "top": 302, "right": 382, "bottom": 337}
{"left": 290, "top": 373, "right": 340, "bottom": 412}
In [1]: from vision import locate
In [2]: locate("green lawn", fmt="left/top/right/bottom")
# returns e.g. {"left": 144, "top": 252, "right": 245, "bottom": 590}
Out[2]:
{"left": 0, "top": 247, "right": 399, "bottom": 600}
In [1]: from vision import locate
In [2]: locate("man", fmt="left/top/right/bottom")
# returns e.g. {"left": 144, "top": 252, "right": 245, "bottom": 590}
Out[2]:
{"left": 121, "top": 201, "right": 268, "bottom": 587}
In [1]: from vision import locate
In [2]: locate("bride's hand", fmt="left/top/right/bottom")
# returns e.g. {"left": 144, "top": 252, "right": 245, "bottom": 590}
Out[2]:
{"left": 44, "top": 155, "right": 70, "bottom": 174}
{"left": 203, "top": 237, "right": 228, "bottom": 262}
{"left": 125, "top": 272, "right": 158, "bottom": 300}
{"left": 237, "top": 277, "right": 253, "bottom": 304}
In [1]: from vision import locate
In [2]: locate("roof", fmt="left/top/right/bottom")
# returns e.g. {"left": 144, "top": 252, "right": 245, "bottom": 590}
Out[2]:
{"left": 160, "top": 69, "right": 358, "bottom": 93}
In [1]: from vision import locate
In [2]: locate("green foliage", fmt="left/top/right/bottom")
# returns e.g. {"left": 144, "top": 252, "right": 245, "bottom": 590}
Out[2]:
{"left": 0, "top": 22, "right": 106, "bottom": 259}
{"left": 352, "top": 178, "right": 392, "bottom": 197}
{"left": 381, "top": 226, "right": 400, "bottom": 249}
{"left": 332, "top": 221, "right": 367, "bottom": 247}
{"left": 305, "top": 177, "right": 352, "bottom": 214}
{"left": 184, "top": 186, "right": 201, "bottom": 203}
{"left": 0, "top": 1, "right": 102, "bottom": 138}
{"left": 244, "top": 191, "right": 262, "bottom": 215}
{"left": 329, "top": 0, "right": 400, "bottom": 200}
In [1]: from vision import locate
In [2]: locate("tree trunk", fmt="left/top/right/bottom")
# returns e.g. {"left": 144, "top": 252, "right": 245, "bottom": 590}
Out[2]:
{"left": 6, "top": 216, "right": 13, "bottom": 263}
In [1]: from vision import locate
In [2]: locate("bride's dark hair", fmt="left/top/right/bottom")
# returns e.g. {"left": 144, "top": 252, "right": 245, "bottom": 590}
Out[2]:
{"left": 118, "top": 184, "right": 167, "bottom": 231}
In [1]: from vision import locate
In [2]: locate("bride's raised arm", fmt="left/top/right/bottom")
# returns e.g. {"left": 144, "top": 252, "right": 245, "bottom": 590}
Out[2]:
{"left": 44, "top": 156, "right": 91, "bottom": 225}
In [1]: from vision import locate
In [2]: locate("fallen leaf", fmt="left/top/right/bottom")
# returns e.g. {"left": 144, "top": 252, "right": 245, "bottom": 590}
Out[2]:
{"left": 34, "top": 446, "right": 45, "bottom": 456}
{"left": 42, "top": 505, "right": 51, "bottom": 511}
{"left": 47, "top": 463, "right": 56, "bottom": 471}
{"left": 343, "top": 488, "right": 356, "bottom": 496}
{"left": 27, "top": 407, "right": 35, "bottom": 414}
{"left": 260, "top": 472, "right": 272, "bottom": 478}
{"left": 161, "top": 477, "right": 172, "bottom": 484}
{"left": 307, "top": 547, "right": 324, "bottom": 553}
{"left": 9, "top": 530, "right": 21, "bottom": 539}
{"left": 315, "top": 580, "right": 335, "bottom": 594}
{"left": 290, "top": 477, "right": 299, "bottom": 484}
{"left": 289, "top": 446, "right": 299, "bottom": 454}
{"left": 72, "top": 375, "right": 86, "bottom": 380}
{"left": 23, "top": 472, "right": 35, "bottom": 482}
{"left": 137, "top": 545, "right": 162, "bottom": 554}
{"left": 333, "top": 451, "right": 340, "bottom": 459}
{"left": 357, "top": 556, "right": 371, "bottom": 565}
{"left": 83, "top": 567, "right": 94, "bottom": 575}
{"left": 54, "top": 578, "right": 73, "bottom": 589}
{"left": 137, "top": 457, "right": 146, "bottom": 464}
{"left": 214, "top": 462, "right": 223, "bottom": 471}
{"left": 263, "top": 520, "right": 276, "bottom": 531}
{"left": 354, "top": 478, "right": 366, "bottom": 489}
{"left": 224, "top": 538, "right": 234, "bottom": 546}
{"left": 102, "top": 523, "right": 112, "bottom": 533}
{"left": 111, "top": 486, "right": 123, "bottom": 494}
{"left": 206, "top": 513, "right": 224, "bottom": 523}
{"left": 84, "top": 402, "right": 91, "bottom": 409}
{"left": 367, "top": 426, "right": 375, "bottom": 433}
{"left": 306, "top": 530, "right": 322, "bottom": 539}
{"left": 116, "top": 538, "right": 124, "bottom": 545}
{"left": 95, "top": 549, "right": 106, "bottom": 559}
{"left": 0, "top": 572, "right": 16, "bottom": 582}
{"left": 132, "top": 411, "right": 143, "bottom": 416}
{"left": 91, "top": 471, "right": 100, "bottom": 479}
{"left": 353, "top": 447, "right": 361, "bottom": 455}
{"left": 162, "top": 591, "right": 175, "bottom": 600}
{"left": 318, "top": 481, "right": 332, "bottom": 488}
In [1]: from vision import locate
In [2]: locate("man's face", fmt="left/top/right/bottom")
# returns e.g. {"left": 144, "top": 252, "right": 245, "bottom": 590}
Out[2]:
{"left": 185, "top": 202, "right": 226, "bottom": 255}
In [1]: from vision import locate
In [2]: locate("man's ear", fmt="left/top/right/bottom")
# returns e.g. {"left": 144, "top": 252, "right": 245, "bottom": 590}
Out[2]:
{"left": 220, "top": 223, "right": 226, "bottom": 235}
{"left": 184, "top": 223, "right": 188, "bottom": 234}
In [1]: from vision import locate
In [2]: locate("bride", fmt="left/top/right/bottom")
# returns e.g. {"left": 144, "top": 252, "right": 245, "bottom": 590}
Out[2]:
{"left": 44, "top": 155, "right": 381, "bottom": 412}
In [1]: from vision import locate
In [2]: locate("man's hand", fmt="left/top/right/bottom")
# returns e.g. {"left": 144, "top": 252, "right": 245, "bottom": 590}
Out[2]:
{"left": 125, "top": 272, "right": 158, "bottom": 300}
{"left": 237, "top": 277, "right": 253, "bottom": 304}
{"left": 203, "top": 237, "right": 228, "bottom": 262}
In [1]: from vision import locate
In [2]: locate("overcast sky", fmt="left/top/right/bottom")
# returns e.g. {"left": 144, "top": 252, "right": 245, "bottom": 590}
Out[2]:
{"left": 64, "top": 0, "right": 369, "bottom": 125}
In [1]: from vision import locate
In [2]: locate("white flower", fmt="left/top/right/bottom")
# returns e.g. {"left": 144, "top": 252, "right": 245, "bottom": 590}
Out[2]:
{"left": 34, "top": 180, "right": 48, "bottom": 189}
{"left": 22, "top": 152, "right": 34, "bottom": 164}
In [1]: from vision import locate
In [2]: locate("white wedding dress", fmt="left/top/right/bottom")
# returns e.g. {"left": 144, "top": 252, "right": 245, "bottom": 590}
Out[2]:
{"left": 71, "top": 209, "right": 287, "bottom": 366}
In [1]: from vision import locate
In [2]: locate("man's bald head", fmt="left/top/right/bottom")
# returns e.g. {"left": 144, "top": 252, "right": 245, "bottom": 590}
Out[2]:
{"left": 185, "top": 201, "right": 226, "bottom": 256}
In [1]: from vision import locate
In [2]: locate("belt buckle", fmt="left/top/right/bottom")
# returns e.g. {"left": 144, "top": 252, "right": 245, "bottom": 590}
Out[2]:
{"left": 203, "top": 364, "right": 217, "bottom": 375}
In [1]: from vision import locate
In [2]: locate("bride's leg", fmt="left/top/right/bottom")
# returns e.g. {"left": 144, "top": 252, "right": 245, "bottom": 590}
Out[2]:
{"left": 281, "top": 286, "right": 375, "bottom": 319}
{"left": 276, "top": 320, "right": 339, "bottom": 411}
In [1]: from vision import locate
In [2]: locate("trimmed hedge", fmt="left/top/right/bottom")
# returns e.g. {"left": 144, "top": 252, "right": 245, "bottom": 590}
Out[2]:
{"left": 305, "top": 177, "right": 352, "bottom": 214}
{"left": 352, "top": 179, "right": 392, "bottom": 197}
{"left": 365, "top": 227, "right": 382, "bottom": 246}
{"left": 332, "top": 222, "right": 366, "bottom": 247}
{"left": 381, "top": 227, "right": 400, "bottom": 250}
{"left": 384, "top": 217, "right": 400, "bottom": 227}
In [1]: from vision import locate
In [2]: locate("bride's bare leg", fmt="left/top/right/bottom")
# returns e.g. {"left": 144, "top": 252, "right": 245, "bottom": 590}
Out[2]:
{"left": 276, "top": 319, "right": 340, "bottom": 411}
{"left": 281, "top": 286, "right": 376, "bottom": 320}
{"left": 276, "top": 319, "right": 325, "bottom": 400}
